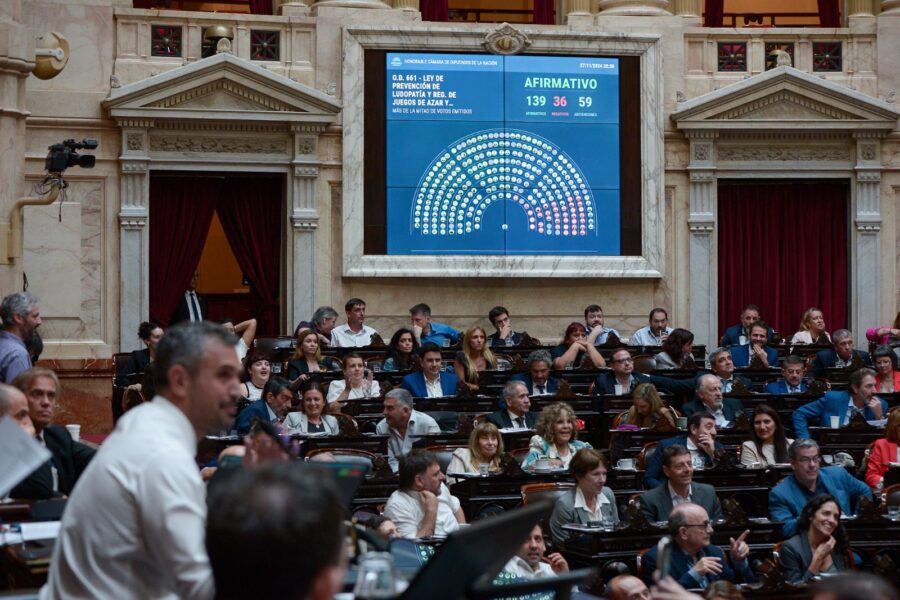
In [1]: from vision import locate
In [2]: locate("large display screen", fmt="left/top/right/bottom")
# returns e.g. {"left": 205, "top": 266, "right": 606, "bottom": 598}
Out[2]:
{"left": 385, "top": 52, "right": 621, "bottom": 256}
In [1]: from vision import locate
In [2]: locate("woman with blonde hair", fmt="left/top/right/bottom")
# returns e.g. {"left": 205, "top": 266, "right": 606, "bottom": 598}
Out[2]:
{"left": 865, "top": 408, "right": 900, "bottom": 489}
{"left": 622, "top": 383, "right": 675, "bottom": 429}
{"left": 791, "top": 307, "right": 831, "bottom": 345}
{"left": 523, "top": 402, "right": 592, "bottom": 469}
{"left": 454, "top": 325, "right": 497, "bottom": 391}
{"left": 447, "top": 421, "right": 505, "bottom": 482}
{"left": 287, "top": 328, "right": 339, "bottom": 386}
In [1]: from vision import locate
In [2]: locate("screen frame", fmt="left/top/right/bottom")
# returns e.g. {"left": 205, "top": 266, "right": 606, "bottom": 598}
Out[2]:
{"left": 343, "top": 25, "right": 665, "bottom": 278}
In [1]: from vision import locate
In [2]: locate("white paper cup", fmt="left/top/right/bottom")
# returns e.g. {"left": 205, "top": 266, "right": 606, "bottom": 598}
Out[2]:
{"left": 829, "top": 416, "right": 840, "bottom": 429}
{"left": 617, "top": 458, "right": 635, "bottom": 470}
{"left": 65, "top": 424, "right": 81, "bottom": 442}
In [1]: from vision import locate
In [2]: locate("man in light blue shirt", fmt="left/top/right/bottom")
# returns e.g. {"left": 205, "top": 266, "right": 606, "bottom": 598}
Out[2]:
{"left": 0, "top": 292, "right": 41, "bottom": 384}
{"left": 410, "top": 303, "right": 459, "bottom": 347}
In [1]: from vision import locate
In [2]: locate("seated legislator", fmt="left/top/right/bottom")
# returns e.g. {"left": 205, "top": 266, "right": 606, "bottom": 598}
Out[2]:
{"left": 240, "top": 348, "right": 271, "bottom": 402}
{"left": 621, "top": 383, "right": 675, "bottom": 429}
{"left": 382, "top": 328, "right": 419, "bottom": 371}
{"left": 740, "top": 404, "right": 793, "bottom": 467}
{"left": 640, "top": 504, "right": 752, "bottom": 587}
{"left": 115, "top": 321, "right": 163, "bottom": 386}
{"left": 630, "top": 307, "right": 673, "bottom": 347}
{"left": 681, "top": 374, "right": 747, "bottom": 429}
{"left": 873, "top": 344, "right": 900, "bottom": 393}
{"left": 205, "top": 463, "right": 346, "bottom": 600}
{"left": 592, "top": 348, "right": 693, "bottom": 398}
{"left": 644, "top": 413, "right": 723, "bottom": 489}
{"left": 409, "top": 303, "right": 460, "bottom": 348}
{"left": 326, "top": 352, "right": 381, "bottom": 409}
{"left": 486, "top": 381, "right": 537, "bottom": 429}
{"left": 865, "top": 409, "right": 900, "bottom": 490}
{"left": 640, "top": 444, "right": 723, "bottom": 524}
{"left": 584, "top": 303, "right": 621, "bottom": 346}
{"left": 10, "top": 367, "right": 95, "bottom": 500}
{"left": 552, "top": 322, "right": 606, "bottom": 370}
{"left": 549, "top": 448, "right": 619, "bottom": 544}
{"left": 769, "top": 439, "right": 872, "bottom": 538}
{"left": 401, "top": 343, "right": 459, "bottom": 397}
{"left": 780, "top": 494, "right": 850, "bottom": 584}
{"left": 0, "top": 382, "right": 34, "bottom": 435}
{"left": 707, "top": 347, "right": 752, "bottom": 393}
{"left": 522, "top": 402, "right": 592, "bottom": 470}
{"left": 330, "top": 297, "right": 378, "bottom": 348}
{"left": 233, "top": 376, "right": 294, "bottom": 436}
{"left": 284, "top": 384, "right": 339, "bottom": 435}
{"left": 384, "top": 449, "right": 466, "bottom": 539}
{"left": 605, "top": 575, "right": 649, "bottom": 600}
{"left": 791, "top": 307, "right": 832, "bottom": 346}
{"left": 454, "top": 325, "right": 497, "bottom": 391}
{"left": 811, "top": 329, "right": 872, "bottom": 378}
{"left": 502, "top": 524, "right": 569, "bottom": 580}
{"left": 792, "top": 368, "right": 886, "bottom": 439}
{"left": 447, "top": 421, "right": 504, "bottom": 482}
{"left": 220, "top": 317, "right": 256, "bottom": 363}
{"left": 867, "top": 311, "right": 900, "bottom": 346}
{"left": 376, "top": 388, "right": 441, "bottom": 473}
{"left": 764, "top": 355, "right": 811, "bottom": 394}
{"left": 729, "top": 321, "right": 779, "bottom": 368}
{"left": 509, "top": 349, "right": 560, "bottom": 396}
{"left": 286, "top": 328, "right": 339, "bottom": 385}
{"left": 720, "top": 304, "right": 776, "bottom": 347}
{"left": 655, "top": 328, "right": 695, "bottom": 370}
{"left": 488, "top": 305, "right": 524, "bottom": 348}
{"left": 293, "top": 305, "right": 338, "bottom": 344}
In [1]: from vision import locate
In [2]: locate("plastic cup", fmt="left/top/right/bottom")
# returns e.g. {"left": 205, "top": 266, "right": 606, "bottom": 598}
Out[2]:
{"left": 65, "top": 424, "right": 81, "bottom": 442}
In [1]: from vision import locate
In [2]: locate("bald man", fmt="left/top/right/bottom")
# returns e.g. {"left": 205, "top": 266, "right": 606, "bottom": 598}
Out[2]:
{"left": 0, "top": 382, "right": 34, "bottom": 435}
{"left": 606, "top": 574, "right": 649, "bottom": 600}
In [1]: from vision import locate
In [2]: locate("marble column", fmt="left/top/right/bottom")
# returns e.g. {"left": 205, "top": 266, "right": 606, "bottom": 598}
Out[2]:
{"left": 278, "top": 0, "right": 311, "bottom": 16}
{"left": 596, "top": 0, "right": 671, "bottom": 15}
{"left": 311, "top": 0, "right": 391, "bottom": 8}
{"left": 392, "top": 0, "right": 419, "bottom": 10}
{"left": 882, "top": 0, "right": 900, "bottom": 13}
{"left": 686, "top": 133, "right": 717, "bottom": 349}
{"left": 852, "top": 133, "right": 883, "bottom": 344}
{"left": 672, "top": 0, "right": 701, "bottom": 17}
{"left": 847, "top": 0, "right": 875, "bottom": 16}
{"left": 566, "top": 0, "right": 594, "bottom": 26}
{"left": 118, "top": 125, "right": 152, "bottom": 351}
{"left": 289, "top": 125, "right": 324, "bottom": 328}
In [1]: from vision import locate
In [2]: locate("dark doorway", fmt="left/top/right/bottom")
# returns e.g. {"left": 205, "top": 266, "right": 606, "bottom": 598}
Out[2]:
{"left": 148, "top": 173, "right": 284, "bottom": 336}
{"left": 717, "top": 180, "right": 849, "bottom": 341}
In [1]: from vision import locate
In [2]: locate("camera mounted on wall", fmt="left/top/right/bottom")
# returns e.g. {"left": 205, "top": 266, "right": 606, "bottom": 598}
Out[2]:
{"left": 45, "top": 139, "right": 98, "bottom": 174}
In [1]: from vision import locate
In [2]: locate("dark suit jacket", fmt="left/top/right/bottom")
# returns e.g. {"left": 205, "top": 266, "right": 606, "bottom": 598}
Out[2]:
{"left": 400, "top": 371, "right": 459, "bottom": 398}
{"left": 169, "top": 292, "right": 209, "bottom": 325}
{"left": 680, "top": 397, "right": 747, "bottom": 424}
{"left": 721, "top": 324, "right": 777, "bottom": 348}
{"left": 286, "top": 357, "right": 339, "bottom": 380}
{"left": 508, "top": 373, "right": 560, "bottom": 396}
{"left": 10, "top": 425, "right": 96, "bottom": 500}
{"left": 729, "top": 344, "right": 780, "bottom": 368}
{"left": 643, "top": 434, "right": 724, "bottom": 489}
{"left": 764, "top": 379, "right": 810, "bottom": 394}
{"left": 640, "top": 480, "right": 723, "bottom": 524}
{"left": 780, "top": 531, "right": 847, "bottom": 584}
{"left": 812, "top": 349, "right": 872, "bottom": 378}
{"left": 115, "top": 348, "right": 151, "bottom": 387}
{"left": 641, "top": 539, "right": 753, "bottom": 587}
{"left": 715, "top": 373, "right": 753, "bottom": 393}
{"left": 234, "top": 399, "right": 273, "bottom": 435}
{"left": 485, "top": 409, "right": 537, "bottom": 430}
{"left": 592, "top": 371, "right": 694, "bottom": 398}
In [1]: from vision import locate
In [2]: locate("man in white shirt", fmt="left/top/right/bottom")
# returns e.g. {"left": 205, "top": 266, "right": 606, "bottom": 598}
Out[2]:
{"left": 384, "top": 449, "right": 465, "bottom": 539}
{"left": 330, "top": 297, "right": 378, "bottom": 348}
{"left": 503, "top": 524, "right": 569, "bottom": 579}
{"left": 41, "top": 321, "right": 242, "bottom": 600}
{"left": 376, "top": 388, "right": 440, "bottom": 472}
{"left": 630, "top": 307, "right": 673, "bottom": 346}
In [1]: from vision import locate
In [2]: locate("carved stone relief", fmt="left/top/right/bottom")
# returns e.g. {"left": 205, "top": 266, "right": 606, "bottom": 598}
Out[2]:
{"left": 149, "top": 135, "right": 287, "bottom": 154}
{"left": 126, "top": 133, "right": 143, "bottom": 151}
{"left": 483, "top": 23, "right": 531, "bottom": 55}
{"left": 718, "top": 146, "right": 851, "bottom": 162}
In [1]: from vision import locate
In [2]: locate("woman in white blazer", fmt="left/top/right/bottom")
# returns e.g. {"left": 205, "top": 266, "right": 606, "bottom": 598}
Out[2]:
{"left": 285, "top": 384, "right": 339, "bottom": 435}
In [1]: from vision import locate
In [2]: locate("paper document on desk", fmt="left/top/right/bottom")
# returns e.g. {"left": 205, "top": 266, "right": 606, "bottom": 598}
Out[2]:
{"left": 0, "top": 416, "right": 52, "bottom": 498}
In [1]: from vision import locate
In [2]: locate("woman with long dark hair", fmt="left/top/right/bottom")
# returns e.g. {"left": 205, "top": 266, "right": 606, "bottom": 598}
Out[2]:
{"left": 780, "top": 494, "right": 850, "bottom": 583}
{"left": 655, "top": 328, "right": 695, "bottom": 370}
{"left": 382, "top": 328, "right": 419, "bottom": 371}
{"left": 740, "top": 404, "right": 792, "bottom": 466}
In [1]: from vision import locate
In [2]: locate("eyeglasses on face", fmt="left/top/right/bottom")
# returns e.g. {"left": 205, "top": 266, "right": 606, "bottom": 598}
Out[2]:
{"left": 795, "top": 455, "right": 822, "bottom": 465}
{"left": 683, "top": 521, "right": 713, "bottom": 529}
{"left": 612, "top": 357, "right": 633, "bottom": 364}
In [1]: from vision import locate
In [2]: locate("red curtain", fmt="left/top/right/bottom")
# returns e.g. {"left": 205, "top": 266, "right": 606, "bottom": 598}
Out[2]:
{"left": 533, "top": 0, "right": 555, "bottom": 24}
{"left": 149, "top": 177, "right": 218, "bottom": 327}
{"left": 216, "top": 179, "right": 283, "bottom": 337}
{"left": 132, "top": 0, "right": 152, "bottom": 7}
{"left": 704, "top": 0, "right": 724, "bottom": 26}
{"left": 421, "top": 0, "right": 449, "bottom": 21}
{"left": 717, "top": 182, "right": 848, "bottom": 341}
{"left": 818, "top": 0, "right": 840, "bottom": 27}
{"left": 248, "top": 0, "right": 273, "bottom": 15}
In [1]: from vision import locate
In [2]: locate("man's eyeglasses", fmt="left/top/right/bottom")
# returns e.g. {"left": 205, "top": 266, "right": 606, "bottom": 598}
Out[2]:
{"left": 612, "top": 357, "right": 633, "bottom": 364}
{"left": 683, "top": 521, "right": 713, "bottom": 529}
{"left": 795, "top": 455, "right": 822, "bottom": 465}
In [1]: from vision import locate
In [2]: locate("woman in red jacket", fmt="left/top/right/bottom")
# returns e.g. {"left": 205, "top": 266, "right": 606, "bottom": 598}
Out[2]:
{"left": 865, "top": 409, "right": 900, "bottom": 489}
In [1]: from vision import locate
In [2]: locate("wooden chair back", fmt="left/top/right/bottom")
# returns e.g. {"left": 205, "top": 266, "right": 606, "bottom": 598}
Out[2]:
{"left": 520, "top": 482, "right": 575, "bottom": 506}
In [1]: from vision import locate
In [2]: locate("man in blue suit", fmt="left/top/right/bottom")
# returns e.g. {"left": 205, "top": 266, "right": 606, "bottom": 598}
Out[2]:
{"left": 764, "top": 355, "right": 810, "bottom": 394}
{"left": 769, "top": 439, "right": 872, "bottom": 537}
{"left": 400, "top": 343, "right": 459, "bottom": 398}
{"left": 641, "top": 503, "right": 753, "bottom": 587}
{"left": 592, "top": 348, "right": 694, "bottom": 399}
{"left": 720, "top": 304, "right": 776, "bottom": 347}
{"left": 729, "top": 321, "right": 779, "bottom": 368}
{"left": 811, "top": 329, "right": 872, "bottom": 378}
{"left": 234, "top": 376, "right": 293, "bottom": 435}
{"left": 644, "top": 412, "right": 724, "bottom": 489}
{"left": 509, "top": 350, "right": 559, "bottom": 396}
{"left": 793, "top": 368, "right": 885, "bottom": 438}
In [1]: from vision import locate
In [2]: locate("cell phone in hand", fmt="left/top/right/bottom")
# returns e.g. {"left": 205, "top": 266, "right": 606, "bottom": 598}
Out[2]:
{"left": 656, "top": 535, "right": 673, "bottom": 580}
